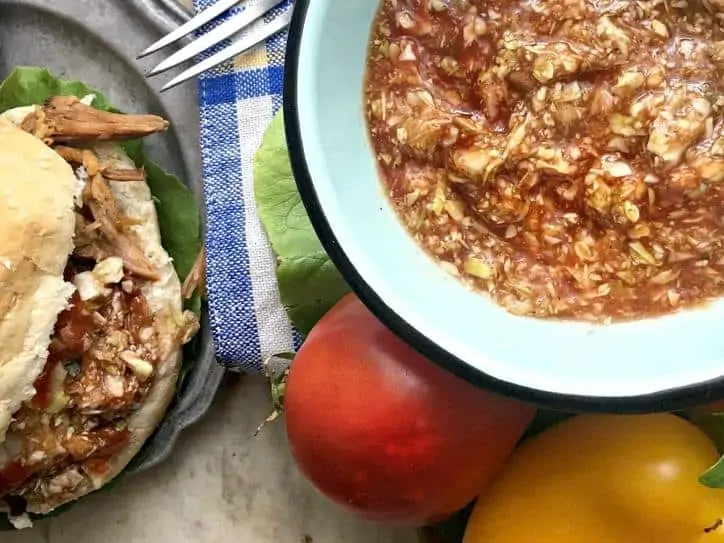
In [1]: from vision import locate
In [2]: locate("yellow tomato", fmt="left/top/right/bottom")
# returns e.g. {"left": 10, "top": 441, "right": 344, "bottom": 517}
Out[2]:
{"left": 464, "top": 414, "right": 724, "bottom": 543}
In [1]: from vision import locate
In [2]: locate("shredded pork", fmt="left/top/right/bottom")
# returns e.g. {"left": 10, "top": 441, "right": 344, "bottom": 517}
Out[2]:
{"left": 82, "top": 173, "right": 159, "bottom": 281}
{"left": 21, "top": 96, "right": 168, "bottom": 144}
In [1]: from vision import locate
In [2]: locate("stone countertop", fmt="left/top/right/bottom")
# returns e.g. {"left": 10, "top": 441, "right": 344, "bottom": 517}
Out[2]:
{"left": 6, "top": 375, "right": 419, "bottom": 543}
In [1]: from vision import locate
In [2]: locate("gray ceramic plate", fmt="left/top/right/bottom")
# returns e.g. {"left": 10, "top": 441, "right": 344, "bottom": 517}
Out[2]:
{"left": 0, "top": 0, "right": 224, "bottom": 473}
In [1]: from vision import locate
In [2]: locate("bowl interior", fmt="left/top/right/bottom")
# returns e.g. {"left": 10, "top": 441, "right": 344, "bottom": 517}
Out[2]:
{"left": 288, "top": 0, "right": 724, "bottom": 402}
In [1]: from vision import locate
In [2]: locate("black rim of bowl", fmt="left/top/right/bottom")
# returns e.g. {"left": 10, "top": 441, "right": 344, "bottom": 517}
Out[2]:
{"left": 282, "top": 0, "right": 724, "bottom": 413}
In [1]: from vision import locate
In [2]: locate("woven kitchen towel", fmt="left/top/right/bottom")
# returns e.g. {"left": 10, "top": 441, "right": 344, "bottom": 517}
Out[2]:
{"left": 195, "top": 0, "right": 298, "bottom": 372}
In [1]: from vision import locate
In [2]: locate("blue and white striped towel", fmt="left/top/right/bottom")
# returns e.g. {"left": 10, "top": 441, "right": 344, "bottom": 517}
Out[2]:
{"left": 195, "top": 0, "right": 298, "bottom": 373}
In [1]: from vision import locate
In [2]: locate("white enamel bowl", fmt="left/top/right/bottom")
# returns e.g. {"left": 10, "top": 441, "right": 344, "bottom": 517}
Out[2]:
{"left": 282, "top": 0, "right": 724, "bottom": 411}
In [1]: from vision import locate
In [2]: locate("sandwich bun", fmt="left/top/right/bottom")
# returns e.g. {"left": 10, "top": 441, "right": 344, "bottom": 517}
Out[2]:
{"left": 0, "top": 117, "right": 76, "bottom": 443}
{"left": 25, "top": 143, "right": 187, "bottom": 514}
{"left": 0, "top": 103, "right": 196, "bottom": 519}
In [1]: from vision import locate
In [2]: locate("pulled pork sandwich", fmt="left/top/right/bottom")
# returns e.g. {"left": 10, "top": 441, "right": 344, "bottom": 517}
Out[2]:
{"left": 0, "top": 96, "right": 199, "bottom": 525}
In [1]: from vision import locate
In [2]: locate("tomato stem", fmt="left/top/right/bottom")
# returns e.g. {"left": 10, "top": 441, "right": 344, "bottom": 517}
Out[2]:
{"left": 704, "top": 518, "right": 722, "bottom": 533}
{"left": 250, "top": 353, "right": 295, "bottom": 439}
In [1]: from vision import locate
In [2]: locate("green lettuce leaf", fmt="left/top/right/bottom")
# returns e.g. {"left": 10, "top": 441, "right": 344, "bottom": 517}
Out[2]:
{"left": 700, "top": 451, "right": 724, "bottom": 488}
{"left": 0, "top": 66, "right": 202, "bottom": 288}
{"left": 684, "top": 409, "right": 724, "bottom": 487}
{"left": 253, "top": 111, "right": 350, "bottom": 334}
{"left": 0, "top": 66, "right": 115, "bottom": 112}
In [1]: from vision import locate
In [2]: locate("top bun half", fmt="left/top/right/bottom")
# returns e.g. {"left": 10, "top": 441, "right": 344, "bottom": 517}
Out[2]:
{"left": 0, "top": 117, "right": 77, "bottom": 440}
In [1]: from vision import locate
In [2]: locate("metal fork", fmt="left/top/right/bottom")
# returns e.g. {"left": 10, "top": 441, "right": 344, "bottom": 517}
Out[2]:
{"left": 139, "top": 0, "right": 292, "bottom": 92}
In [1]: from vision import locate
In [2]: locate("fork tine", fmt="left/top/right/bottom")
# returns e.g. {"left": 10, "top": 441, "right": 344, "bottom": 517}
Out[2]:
{"left": 160, "top": 9, "right": 292, "bottom": 92}
{"left": 147, "top": 0, "right": 287, "bottom": 77}
{"left": 137, "top": 0, "right": 241, "bottom": 59}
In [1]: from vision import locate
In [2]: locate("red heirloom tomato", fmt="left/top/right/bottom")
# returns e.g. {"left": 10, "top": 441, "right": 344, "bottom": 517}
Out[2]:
{"left": 284, "top": 294, "right": 536, "bottom": 525}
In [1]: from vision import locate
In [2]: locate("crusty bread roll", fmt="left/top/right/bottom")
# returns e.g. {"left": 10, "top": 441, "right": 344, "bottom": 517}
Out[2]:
{"left": 0, "top": 117, "right": 76, "bottom": 442}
